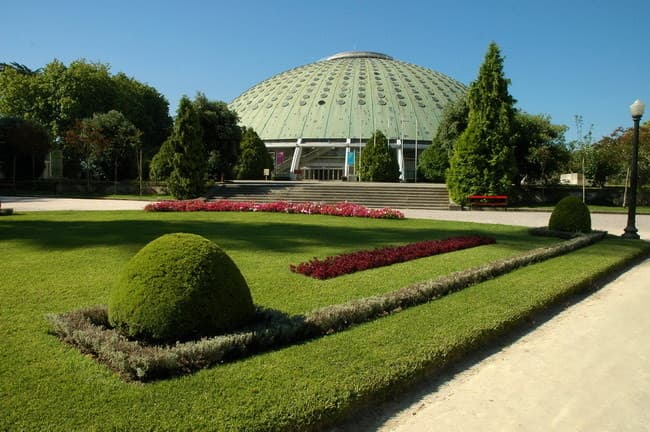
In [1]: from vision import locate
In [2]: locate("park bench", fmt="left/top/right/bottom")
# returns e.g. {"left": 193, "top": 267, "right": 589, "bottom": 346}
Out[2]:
{"left": 467, "top": 195, "right": 508, "bottom": 209}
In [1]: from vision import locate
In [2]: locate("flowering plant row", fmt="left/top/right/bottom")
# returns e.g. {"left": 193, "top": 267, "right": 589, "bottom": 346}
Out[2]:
{"left": 290, "top": 236, "right": 496, "bottom": 279}
{"left": 144, "top": 199, "right": 404, "bottom": 219}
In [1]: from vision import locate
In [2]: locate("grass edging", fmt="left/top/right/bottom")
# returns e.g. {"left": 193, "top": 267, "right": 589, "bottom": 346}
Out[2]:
{"left": 47, "top": 231, "right": 606, "bottom": 381}
{"left": 321, "top": 238, "right": 650, "bottom": 432}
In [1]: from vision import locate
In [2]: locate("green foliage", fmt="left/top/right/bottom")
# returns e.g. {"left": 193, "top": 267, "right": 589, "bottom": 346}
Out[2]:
{"left": 513, "top": 113, "right": 569, "bottom": 185}
{"left": 65, "top": 110, "right": 141, "bottom": 185}
{"left": 582, "top": 122, "right": 650, "bottom": 187}
{"left": 549, "top": 196, "right": 592, "bottom": 233}
{"left": 108, "top": 233, "right": 255, "bottom": 343}
{"left": 0, "top": 117, "right": 51, "bottom": 180}
{"left": 359, "top": 130, "right": 400, "bottom": 182}
{"left": 447, "top": 43, "right": 517, "bottom": 204}
{"left": 149, "top": 136, "right": 174, "bottom": 181}
{"left": 193, "top": 93, "right": 242, "bottom": 181}
{"left": 419, "top": 96, "right": 468, "bottom": 182}
{"left": 235, "top": 127, "right": 273, "bottom": 180}
{"left": 166, "top": 97, "right": 208, "bottom": 199}
{"left": 0, "top": 59, "right": 171, "bottom": 179}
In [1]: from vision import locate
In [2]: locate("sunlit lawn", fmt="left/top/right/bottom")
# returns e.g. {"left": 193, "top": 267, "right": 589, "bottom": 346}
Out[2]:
{"left": 1, "top": 210, "right": 648, "bottom": 431}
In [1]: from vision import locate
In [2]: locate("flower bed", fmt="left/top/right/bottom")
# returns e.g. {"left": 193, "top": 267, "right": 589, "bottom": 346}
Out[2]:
{"left": 290, "top": 236, "right": 496, "bottom": 279}
{"left": 144, "top": 199, "right": 404, "bottom": 219}
{"left": 46, "top": 231, "right": 607, "bottom": 382}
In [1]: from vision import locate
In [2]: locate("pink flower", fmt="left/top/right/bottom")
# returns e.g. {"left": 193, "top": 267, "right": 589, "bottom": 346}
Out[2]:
{"left": 144, "top": 199, "right": 405, "bottom": 219}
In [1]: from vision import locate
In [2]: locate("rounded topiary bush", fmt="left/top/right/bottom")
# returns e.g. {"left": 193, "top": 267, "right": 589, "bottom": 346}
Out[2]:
{"left": 548, "top": 196, "right": 591, "bottom": 233}
{"left": 108, "top": 233, "right": 255, "bottom": 343}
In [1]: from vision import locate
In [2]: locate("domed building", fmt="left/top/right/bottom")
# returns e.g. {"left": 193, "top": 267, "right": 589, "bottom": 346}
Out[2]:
{"left": 230, "top": 51, "right": 466, "bottom": 181}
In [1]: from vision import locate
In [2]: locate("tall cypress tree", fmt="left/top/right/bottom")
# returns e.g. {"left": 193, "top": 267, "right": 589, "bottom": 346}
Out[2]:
{"left": 167, "top": 96, "right": 206, "bottom": 199}
{"left": 447, "top": 42, "right": 516, "bottom": 204}
{"left": 359, "top": 130, "right": 400, "bottom": 182}
{"left": 235, "top": 127, "right": 273, "bottom": 180}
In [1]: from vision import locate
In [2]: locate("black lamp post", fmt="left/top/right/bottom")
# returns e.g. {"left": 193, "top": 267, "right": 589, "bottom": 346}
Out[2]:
{"left": 622, "top": 99, "right": 645, "bottom": 239}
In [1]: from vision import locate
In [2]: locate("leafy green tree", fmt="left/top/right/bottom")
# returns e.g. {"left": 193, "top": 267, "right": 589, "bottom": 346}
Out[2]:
{"left": 513, "top": 113, "right": 569, "bottom": 185}
{"left": 193, "top": 93, "right": 241, "bottom": 181}
{"left": 85, "top": 111, "right": 142, "bottom": 191}
{"left": 447, "top": 42, "right": 517, "bottom": 204}
{"left": 418, "top": 96, "right": 468, "bottom": 182}
{"left": 0, "top": 117, "right": 51, "bottom": 181}
{"left": 166, "top": 97, "right": 207, "bottom": 199}
{"left": 359, "top": 130, "right": 400, "bottom": 182}
{"left": 586, "top": 122, "right": 650, "bottom": 187}
{"left": 112, "top": 73, "right": 172, "bottom": 173}
{"left": 0, "top": 59, "right": 171, "bottom": 179}
{"left": 235, "top": 127, "right": 273, "bottom": 180}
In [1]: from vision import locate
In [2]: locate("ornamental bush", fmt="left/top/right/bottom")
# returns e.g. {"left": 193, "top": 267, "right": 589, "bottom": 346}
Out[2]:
{"left": 548, "top": 196, "right": 591, "bottom": 233}
{"left": 108, "top": 233, "right": 255, "bottom": 343}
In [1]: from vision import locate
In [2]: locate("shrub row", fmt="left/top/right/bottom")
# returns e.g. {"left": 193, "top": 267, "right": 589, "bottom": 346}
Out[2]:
{"left": 143, "top": 199, "right": 405, "bottom": 219}
{"left": 47, "top": 231, "right": 606, "bottom": 381}
{"left": 290, "top": 236, "right": 496, "bottom": 279}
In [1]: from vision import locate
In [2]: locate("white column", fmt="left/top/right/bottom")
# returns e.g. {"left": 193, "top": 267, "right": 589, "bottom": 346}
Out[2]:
{"left": 397, "top": 139, "right": 405, "bottom": 182}
{"left": 344, "top": 138, "right": 351, "bottom": 177}
{"left": 290, "top": 139, "right": 302, "bottom": 179}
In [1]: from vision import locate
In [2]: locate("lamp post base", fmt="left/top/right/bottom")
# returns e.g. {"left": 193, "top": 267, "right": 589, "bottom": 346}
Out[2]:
{"left": 622, "top": 226, "right": 640, "bottom": 240}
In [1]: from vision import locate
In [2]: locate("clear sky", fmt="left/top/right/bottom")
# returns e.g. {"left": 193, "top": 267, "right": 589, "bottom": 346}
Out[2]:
{"left": 3, "top": 0, "right": 649, "bottom": 142}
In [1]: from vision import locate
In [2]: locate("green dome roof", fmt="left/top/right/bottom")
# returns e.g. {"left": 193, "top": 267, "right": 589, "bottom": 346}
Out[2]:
{"left": 230, "top": 51, "right": 466, "bottom": 143}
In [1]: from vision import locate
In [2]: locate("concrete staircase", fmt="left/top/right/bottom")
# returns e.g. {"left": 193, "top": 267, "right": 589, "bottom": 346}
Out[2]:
{"left": 205, "top": 181, "right": 450, "bottom": 210}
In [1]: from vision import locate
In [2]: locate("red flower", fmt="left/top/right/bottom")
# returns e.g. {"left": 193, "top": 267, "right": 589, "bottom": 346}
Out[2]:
{"left": 289, "top": 236, "right": 496, "bottom": 279}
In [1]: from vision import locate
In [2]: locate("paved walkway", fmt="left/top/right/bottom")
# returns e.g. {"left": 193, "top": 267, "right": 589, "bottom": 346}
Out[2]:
{"left": 3, "top": 197, "right": 650, "bottom": 431}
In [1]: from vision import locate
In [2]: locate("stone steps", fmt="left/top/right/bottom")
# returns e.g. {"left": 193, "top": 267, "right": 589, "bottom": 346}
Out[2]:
{"left": 206, "top": 182, "right": 450, "bottom": 210}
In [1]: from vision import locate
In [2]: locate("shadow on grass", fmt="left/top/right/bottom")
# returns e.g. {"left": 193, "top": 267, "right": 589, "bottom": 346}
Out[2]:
{"left": 0, "top": 213, "right": 549, "bottom": 254}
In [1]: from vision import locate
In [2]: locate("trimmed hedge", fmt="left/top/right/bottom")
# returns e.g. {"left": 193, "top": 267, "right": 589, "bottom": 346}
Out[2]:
{"left": 48, "top": 231, "right": 606, "bottom": 381}
{"left": 108, "top": 233, "right": 255, "bottom": 343}
{"left": 549, "top": 196, "right": 591, "bottom": 233}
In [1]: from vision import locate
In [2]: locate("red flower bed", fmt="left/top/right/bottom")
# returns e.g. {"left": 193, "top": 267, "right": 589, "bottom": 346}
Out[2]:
{"left": 290, "top": 236, "right": 496, "bottom": 279}
{"left": 144, "top": 199, "right": 404, "bottom": 219}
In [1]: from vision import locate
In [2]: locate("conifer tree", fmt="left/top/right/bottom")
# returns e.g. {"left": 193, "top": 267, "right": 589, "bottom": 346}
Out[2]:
{"left": 166, "top": 96, "right": 206, "bottom": 199}
{"left": 235, "top": 127, "right": 273, "bottom": 180}
{"left": 446, "top": 42, "right": 517, "bottom": 204}
{"left": 359, "top": 130, "right": 400, "bottom": 182}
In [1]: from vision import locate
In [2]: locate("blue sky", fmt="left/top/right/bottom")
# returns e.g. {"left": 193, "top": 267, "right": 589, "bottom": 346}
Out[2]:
{"left": 3, "top": 0, "right": 649, "bottom": 142}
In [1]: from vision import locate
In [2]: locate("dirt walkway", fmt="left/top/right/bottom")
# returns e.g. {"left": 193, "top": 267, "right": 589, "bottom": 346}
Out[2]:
{"left": 331, "top": 258, "right": 650, "bottom": 431}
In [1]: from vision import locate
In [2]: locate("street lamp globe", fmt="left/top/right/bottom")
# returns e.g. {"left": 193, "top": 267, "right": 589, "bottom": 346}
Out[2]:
{"left": 630, "top": 99, "right": 645, "bottom": 118}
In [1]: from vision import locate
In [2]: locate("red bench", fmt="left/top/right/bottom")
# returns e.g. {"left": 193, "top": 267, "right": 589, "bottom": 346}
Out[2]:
{"left": 467, "top": 195, "right": 508, "bottom": 209}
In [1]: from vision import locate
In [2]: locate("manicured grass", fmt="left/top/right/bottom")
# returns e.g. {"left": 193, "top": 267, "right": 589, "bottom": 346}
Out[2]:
{"left": 1, "top": 210, "right": 648, "bottom": 431}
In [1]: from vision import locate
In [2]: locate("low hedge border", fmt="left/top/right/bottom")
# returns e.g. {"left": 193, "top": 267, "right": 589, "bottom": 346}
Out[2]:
{"left": 46, "top": 231, "right": 607, "bottom": 381}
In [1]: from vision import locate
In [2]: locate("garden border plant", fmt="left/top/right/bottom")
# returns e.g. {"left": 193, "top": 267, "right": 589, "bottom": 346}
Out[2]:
{"left": 47, "top": 230, "right": 606, "bottom": 381}
{"left": 144, "top": 199, "right": 405, "bottom": 219}
{"left": 290, "top": 236, "right": 496, "bottom": 279}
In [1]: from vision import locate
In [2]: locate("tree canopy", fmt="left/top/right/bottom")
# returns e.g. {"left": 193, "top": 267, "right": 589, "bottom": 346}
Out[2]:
{"left": 235, "top": 127, "right": 273, "bottom": 180}
{"left": 359, "top": 130, "right": 400, "bottom": 182}
{"left": 166, "top": 97, "right": 207, "bottom": 199}
{"left": 447, "top": 42, "right": 517, "bottom": 204}
{"left": 0, "top": 58, "right": 171, "bottom": 180}
{"left": 418, "top": 96, "right": 469, "bottom": 182}
{"left": 0, "top": 117, "right": 51, "bottom": 181}
{"left": 193, "top": 93, "right": 241, "bottom": 181}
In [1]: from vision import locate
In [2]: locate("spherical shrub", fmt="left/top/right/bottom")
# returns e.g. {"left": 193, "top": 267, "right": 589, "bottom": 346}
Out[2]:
{"left": 548, "top": 196, "right": 591, "bottom": 233}
{"left": 108, "top": 233, "right": 255, "bottom": 343}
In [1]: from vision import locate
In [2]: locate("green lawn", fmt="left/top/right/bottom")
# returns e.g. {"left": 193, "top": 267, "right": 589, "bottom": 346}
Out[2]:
{"left": 1, "top": 210, "right": 648, "bottom": 431}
